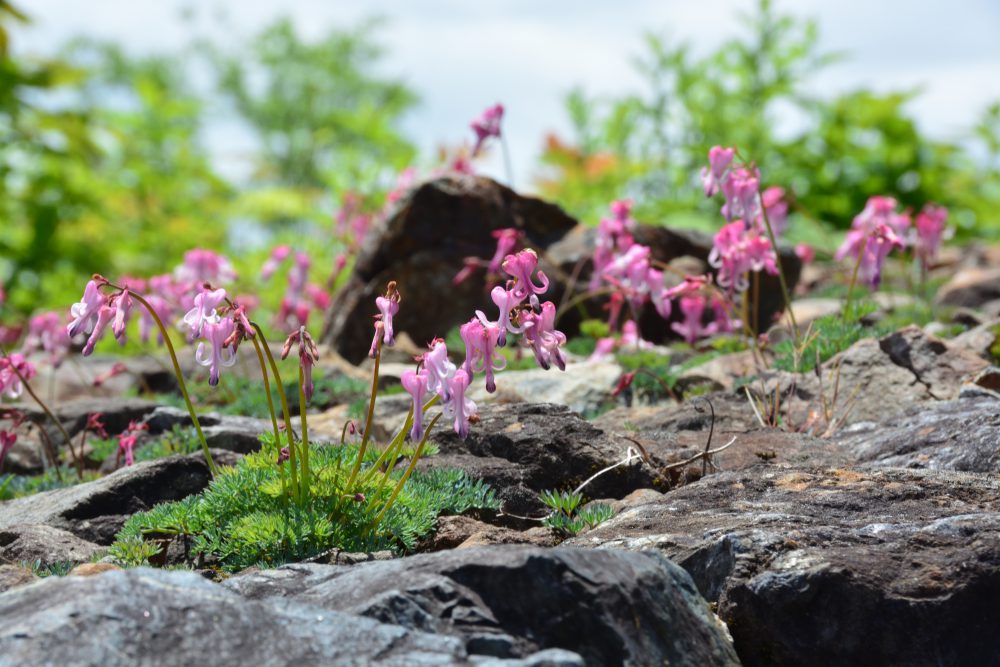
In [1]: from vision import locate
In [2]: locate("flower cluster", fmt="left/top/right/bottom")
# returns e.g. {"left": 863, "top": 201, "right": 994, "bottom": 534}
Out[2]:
{"left": 0, "top": 354, "right": 35, "bottom": 399}
{"left": 261, "top": 248, "right": 330, "bottom": 331}
{"left": 701, "top": 147, "right": 783, "bottom": 293}
{"left": 402, "top": 248, "right": 568, "bottom": 441}
{"left": 834, "top": 196, "right": 909, "bottom": 288}
{"left": 117, "top": 419, "right": 148, "bottom": 467}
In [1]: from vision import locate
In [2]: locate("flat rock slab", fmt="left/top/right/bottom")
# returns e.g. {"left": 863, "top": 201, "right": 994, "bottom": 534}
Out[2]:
{"left": 0, "top": 568, "right": 478, "bottom": 667}
{"left": 424, "top": 403, "right": 655, "bottom": 514}
{"left": 224, "top": 545, "right": 741, "bottom": 666}
{"left": 0, "top": 524, "right": 102, "bottom": 568}
{"left": 568, "top": 464, "right": 1000, "bottom": 667}
{"left": 833, "top": 395, "right": 1000, "bottom": 471}
{"left": 0, "top": 453, "right": 215, "bottom": 545}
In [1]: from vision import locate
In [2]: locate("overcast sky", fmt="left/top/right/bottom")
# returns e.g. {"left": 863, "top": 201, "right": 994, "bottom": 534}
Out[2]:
{"left": 15, "top": 0, "right": 1000, "bottom": 189}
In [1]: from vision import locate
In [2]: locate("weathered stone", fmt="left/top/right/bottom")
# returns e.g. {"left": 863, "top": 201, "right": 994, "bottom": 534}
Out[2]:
{"left": 569, "top": 465, "right": 1000, "bottom": 667}
{"left": 223, "top": 546, "right": 741, "bottom": 666}
{"left": 0, "top": 524, "right": 102, "bottom": 568}
{"left": 936, "top": 266, "right": 1000, "bottom": 309}
{"left": 0, "top": 565, "right": 36, "bottom": 594}
{"left": 322, "top": 175, "right": 578, "bottom": 363}
{"left": 0, "top": 452, "right": 216, "bottom": 545}
{"left": 322, "top": 174, "right": 800, "bottom": 362}
{"left": 468, "top": 359, "right": 621, "bottom": 417}
{"left": 422, "top": 403, "right": 655, "bottom": 514}
{"left": 143, "top": 406, "right": 273, "bottom": 454}
{"left": 832, "top": 395, "right": 1000, "bottom": 471}
{"left": 0, "top": 568, "right": 479, "bottom": 666}
{"left": 428, "top": 516, "right": 557, "bottom": 551}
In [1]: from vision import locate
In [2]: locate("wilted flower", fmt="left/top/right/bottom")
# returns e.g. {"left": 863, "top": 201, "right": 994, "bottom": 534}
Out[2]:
{"left": 375, "top": 281, "right": 401, "bottom": 347}
{"left": 281, "top": 326, "right": 320, "bottom": 403}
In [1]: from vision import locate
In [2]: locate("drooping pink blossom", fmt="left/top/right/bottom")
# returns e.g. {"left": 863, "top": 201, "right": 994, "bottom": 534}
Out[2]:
{"left": 67, "top": 280, "right": 108, "bottom": 338}
{"left": 835, "top": 196, "right": 909, "bottom": 288}
{"left": 708, "top": 221, "right": 778, "bottom": 292}
{"left": 281, "top": 326, "right": 320, "bottom": 402}
{"left": 502, "top": 249, "right": 549, "bottom": 301}
{"left": 183, "top": 287, "right": 228, "bottom": 340}
{"left": 260, "top": 245, "right": 291, "bottom": 281}
{"left": 0, "top": 354, "right": 36, "bottom": 399}
{"left": 795, "top": 244, "right": 815, "bottom": 264}
{"left": 400, "top": 369, "right": 429, "bottom": 441}
{"left": 671, "top": 295, "right": 713, "bottom": 345}
{"left": 174, "top": 249, "right": 236, "bottom": 286}
{"left": 24, "top": 312, "right": 71, "bottom": 366}
{"left": 81, "top": 305, "right": 115, "bottom": 356}
{"left": 0, "top": 430, "right": 16, "bottom": 471}
{"left": 443, "top": 368, "right": 477, "bottom": 438}
{"left": 111, "top": 291, "right": 133, "bottom": 346}
{"left": 92, "top": 362, "right": 128, "bottom": 388}
{"left": 759, "top": 186, "right": 788, "bottom": 236}
{"left": 913, "top": 204, "right": 949, "bottom": 268}
{"left": 471, "top": 103, "right": 504, "bottom": 157}
{"left": 701, "top": 146, "right": 735, "bottom": 197}
{"left": 422, "top": 339, "right": 457, "bottom": 402}
{"left": 195, "top": 317, "right": 237, "bottom": 386}
{"left": 488, "top": 229, "right": 523, "bottom": 274}
{"left": 720, "top": 167, "right": 760, "bottom": 222}
{"left": 520, "top": 301, "right": 567, "bottom": 371}
{"left": 375, "top": 282, "right": 401, "bottom": 347}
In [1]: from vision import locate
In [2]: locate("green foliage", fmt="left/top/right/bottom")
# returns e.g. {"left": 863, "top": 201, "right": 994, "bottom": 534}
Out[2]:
{"left": 21, "top": 560, "right": 75, "bottom": 578}
{"left": 110, "top": 443, "right": 499, "bottom": 571}
{"left": 210, "top": 16, "right": 417, "bottom": 196}
{"left": 0, "top": 468, "right": 100, "bottom": 500}
{"left": 539, "top": 0, "right": 1000, "bottom": 241}
{"left": 540, "top": 489, "right": 613, "bottom": 537}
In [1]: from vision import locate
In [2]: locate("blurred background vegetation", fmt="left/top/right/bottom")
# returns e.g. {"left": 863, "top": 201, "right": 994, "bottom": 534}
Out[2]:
{"left": 1, "top": 0, "right": 998, "bottom": 320}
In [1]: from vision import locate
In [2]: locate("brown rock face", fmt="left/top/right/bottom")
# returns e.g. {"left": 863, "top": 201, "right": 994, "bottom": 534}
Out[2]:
{"left": 322, "top": 174, "right": 801, "bottom": 362}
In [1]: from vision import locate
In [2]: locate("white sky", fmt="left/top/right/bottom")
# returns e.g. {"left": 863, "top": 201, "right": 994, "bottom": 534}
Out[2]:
{"left": 15, "top": 0, "right": 1000, "bottom": 190}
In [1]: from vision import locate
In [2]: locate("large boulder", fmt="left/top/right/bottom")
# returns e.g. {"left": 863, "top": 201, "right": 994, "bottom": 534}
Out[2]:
{"left": 0, "top": 452, "right": 217, "bottom": 544}
{"left": 0, "top": 568, "right": 478, "bottom": 666}
{"left": 322, "top": 174, "right": 801, "bottom": 362}
{"left": 223, "top": 546, "right": 742, "bottom": 666}
{"left": 569, "top": 465, "right": 1000, "bottom": 667}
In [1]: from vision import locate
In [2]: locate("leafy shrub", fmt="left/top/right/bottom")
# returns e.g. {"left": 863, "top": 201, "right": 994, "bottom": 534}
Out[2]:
{"left": 110, "top": 442, "right": 499, "bottom": 572}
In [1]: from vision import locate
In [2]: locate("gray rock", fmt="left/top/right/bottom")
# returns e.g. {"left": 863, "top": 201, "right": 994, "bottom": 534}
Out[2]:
{"left": 569, "top": 465, "right": 1000, "bottom": 667}
{"left": 224, "top": 546, "right": 741, "bottom": 666}
{"left": 144, "top": 406, "right": 274, "bottom": 454}
{"left": 0, "top": 453, "right": 214, "bottom": 544}
{"left": 832, "top": 395, "right": 1000, "bottom": 471}
{"left": 0, "top": 568, "right": 475, "bottom": 667}
{"left": 0, "top": 524, "right": 102, "bottom": 568}
{"left": 468, "top": 359, "right": 622, "bottom": 417}
{"left": 422, "top": 402, "right": 655, "bottom": 514}
{"left": 935, "top": 266, "right": 1000, "bottom": 309}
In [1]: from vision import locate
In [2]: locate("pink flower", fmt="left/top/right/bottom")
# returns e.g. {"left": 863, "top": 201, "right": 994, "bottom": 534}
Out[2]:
{"left": 183, "top": 288, "right": 228, "bottom": 340}
{"left": 720, "top": 167, "right": 760, "bottom": 221}
{"left": 0, "top": 355, "right": 35, "bottom": 399}
{"left": 375, "top": 282, "right": 401, "bottom": 347}
{"left": 138, "top": 295, "right": 172, "bottom": 345}
{"left": 708, "top": 221, "right": 778, "bottom": 292}
{"left": 701, "top": 146, "right": 735, "bottom": 197}
{"left": 400, "top": 369, "right": 429, "bottom": 441}
{"left": 261, "top": 245, "right": 291, "bottom": 281}
{"left": 502, "top": 249, "right": 549, "bottom": 301}
{"left": 465, "top": 315, "right": 506, "bottom": 393}
{"left": 620, "top": 320, "right": 653, "bottom": 349}
{"left": 664, "top": 274, "right": 711, "bottom": 300}
{"left": 368, "top": 321, "right": 384, "bottom": 359}
{"left": 488, "top": 229, "right": 522, "bottom": 274}
{"left": 422, "top": 339, "right": 457, "bottom": 401}
{"left": 175, "top": 249, "right": 236, "bottom": 286}
{"left": 443, "top": 368, "right": 477, "bottom": 438}
{"left": 488, "top": 285, "right": 523, "bottom": 345}
{"left": 25, "top": 312, "right": 71, "bottom": 366}
{"left": 795, "top": 244, "right": 815, "bottom": 264}
{"left": 385, "top": 167, "right": 417, "bottom": 206}
{"left": 861, "top": 223, "right": 904, "bottom": 288}
{"left": 111, "top": 291, "right": 133, "bottom": 346}
{"left": 709, "top": 296, "right": 741, "bottom": 334}
{"left": 520, "top": 301, "right": 567, "bottom": 371}
{"left": 195, "top": 317, "right": 237, "bottom": 386}
{"left": 914, "top": 204, "right": 949, "bottom": 267}
{"left": 759, "top": 186, "right": 788, "bottom": 236}
{"left": 835, "top": 197, "right": 908, "bottom": 288}
{"left": 86, "top": 413, "right": 108, "bottom": 439}
{"left": 671, "top": 295, "right": 712, "bottom": 344}
{"left": 67, "top": 280, "right": 108, "bottom": 338}
{"left": 589, "top": 336, "right": 617, "bottom": 361}
{"left": 281, "top": 326, "right": 319, "bottom": 402}
{"left": 471, "top": 103, "right": 504, "bottom": 156}
{"left": 0, "top": 430, "right": 16, "bottom": 471}
{"left": 92, "top": 362, "right": 128, "bottom": 387}
{"left": 81, "top": 305, "right": 115, "bottom": 356}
